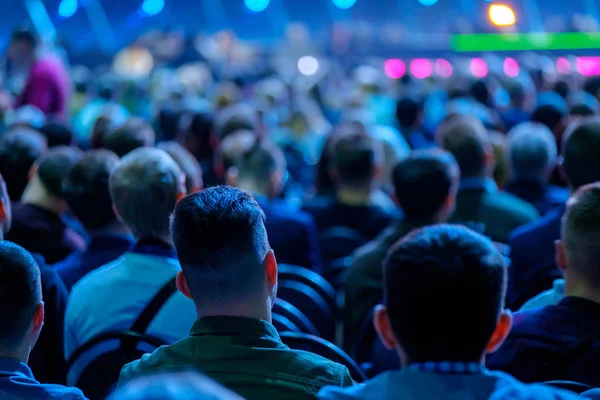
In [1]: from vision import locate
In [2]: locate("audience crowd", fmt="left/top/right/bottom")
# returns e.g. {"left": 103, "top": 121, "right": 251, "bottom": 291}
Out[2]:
{"left": 4, "top": 26, "right": 600, "bottom": 400}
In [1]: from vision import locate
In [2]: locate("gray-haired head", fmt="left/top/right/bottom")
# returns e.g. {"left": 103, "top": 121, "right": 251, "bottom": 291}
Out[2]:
{"left": 507, "top": 122, "right": 557, "bottom": 183}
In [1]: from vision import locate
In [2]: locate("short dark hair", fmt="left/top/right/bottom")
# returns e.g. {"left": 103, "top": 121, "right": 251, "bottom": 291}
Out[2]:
{"left": 237, "top": 144, "right": 285, "bottom": 187}
{"left": 157, "top": 142, "right": 203, "bottom": 194}
{"left": 11, "top": 28, "right": 37, "bottom": 48}
{"left": 470, "top": 80, "right": 490, "bottom": 105}
{"left": 333, "top": 132, "right": 377, "bottom": 186}
{"left": 554, "top": 80, "right": 570, "bottom": 99}
{"left": 62, "top": 150, "right": 120, "bottom": 230}
{"left": 563, "top": 183, "right": 600, "bottom": 287}
{"left": 584, "top": 76, "right": 600, "bottom": 99}
{"left": 37, "top": 146, "right": 84, "bottom": 198}
{"left": 563, "top": 118, "right": 600, "bottom": 190}
{"left": 0, "top": 127, "right": 46, "bottom": 201}
{"left": 395, "top": 97, "right": 422, "bottom": 129}
{"left": 0, "top": 241, "right": 41, "bottom": 349}
{"left": 383, "top": 224, "right": 506, "bottom": 363}
{"left": 393, "top": 150, "right": 459, "bottom": 220}
{"left": 38, "top": 122, "right": 74, "bottom": 148}
{"left": 170, "top": 186, "right": 268, "bottom": 305}
{"left": 437, "top": 117, "right": 490, "bottom": 178}
{"left": 181, "top": 112, "right": 214, "bottom": 161}
{"left": 104, "top": 118, "right": 156, "bottom": 158}
{"left": 531, "top": 104, "right": 565, "bottom": 133}
{"left": 570, "top": 103, "right": 595, "bottom": 118}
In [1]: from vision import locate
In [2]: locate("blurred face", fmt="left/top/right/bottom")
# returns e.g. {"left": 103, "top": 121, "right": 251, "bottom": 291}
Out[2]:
{"left": 9, "top": 40, "right": 35, "bottom": 66}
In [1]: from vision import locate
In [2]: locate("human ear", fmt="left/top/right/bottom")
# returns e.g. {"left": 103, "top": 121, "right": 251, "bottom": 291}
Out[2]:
{"left": 373, "top": 305, "right": 399, "bottom": 350}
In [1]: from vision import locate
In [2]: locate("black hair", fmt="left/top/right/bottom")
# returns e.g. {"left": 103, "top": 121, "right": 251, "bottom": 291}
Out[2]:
{"left": 183, "top": 112, "right": 214, "bottom": 161}
{"left": 11, "top": 28, "right": 37, "bottom": 48}
{"left": 554, "top": 80, "right": 570, "bottom": 99}
{"left": 393, "top": 150, "right": 459, "bottom": 220}
{"left": 584, "top": 76, "right": 600, "bottom": 99}
{"left": 395, "top": 97, "right": 422, "bottom": 129}
{"left": 237, "top": 143, "right": 283, "bottom": 186}
{"left": 531, "top": 104, "right": 565, "bottom": 133}
{"left": 170, "top": 186, "right": 268, "bottom": 304}
{"left": 62, "top": 150, "right": 120, "bottom": 230}
{"left": 333, "top": 132, "right": 376, "bottom": 186}
{"left": 37, "top": 146, "right": 84, "bottom": 198}
{"left": 0, "top": 241, "right": 41, "bottom": 349}
{"left": 563, "top": 119, "right": 600, "bottom": 190}
{"left": 470, "top": 80, "right": 490, "bottom": 106}
{"left": 39, "top": 122, "right": 74, "bottom": 148}
{"left": 570, "top": 103, "right": 595, "bottom": 118}
{"left": 383, "top": 224, "right": 506, "bottom": 363}
{"left": 104, "top": 118, "right": 156, "bottom": 158}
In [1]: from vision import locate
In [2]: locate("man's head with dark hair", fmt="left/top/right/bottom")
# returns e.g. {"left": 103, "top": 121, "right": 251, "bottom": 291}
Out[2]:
{"left": 62, "top": 150, "right": 121, "bottom": 232}
{"left": 33, "top": 146, "right": 84, "bottom": 199}
{"left": 562, "top": 118, "right": 600, "bottom": 191}
{"left": 0, "top": 241, "right": 44, "bottom": 358}
{"left": 332, "top": 131, "right": 380, "bottom": 189}
{"left": 236, "top": 144, "right": 286, "bottom": 199}
{"left": 584, "top": 76, "right": 600, "bottom": 101}
{"left": 374, "top": 224, "right": 511, "bottom": 365}
{"left": 557, "top": 183, "right": 600, "bottom": 296}
{"left": 181, "top": 112, "right": 214, "bottom": 161}
{"left": 554, "top": 80, "right": 570, "bottom": 99}
{"left": 531, "top": 104, "right": 566, "bottom": 135}
{"left": 9, "top": 28, "right": 37, "bottom": 66}
{"left": 157, "top": 142, "right": 203, "bottom": 194}
{"left": 570, "top": 103, "right": 595, "bottom": 119}
{"left": 436, "top": 116, "right": 493, "bottom": 179}
{"left": 470, "top": 80, "right": 490, "bottom": 106}
{"left": 170, "top": 186, "right": 277, "bottom": 316}
{"left": 392, "top": 150, "right": 459, "bottom": 221}
{"left": 0, "top": 127, "right": 47, "bottom": 201}
{"left": 104, "top": 118, "right": 156, "bottom": 158}
{"left": 38, "top": 122, "right": 74, "bottom": 148}
{"left": 395, "top": 97, "right": 422, "bottom": 129}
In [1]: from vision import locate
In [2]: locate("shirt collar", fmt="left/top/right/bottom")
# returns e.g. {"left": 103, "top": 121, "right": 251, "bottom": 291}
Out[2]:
{"left": 458, "top": 177, "right": 498, "bottom": 194}
{"left": 130, "top": 237, "right": 177, "bottom": 259}
{"left": 0, "top": 358, "right": 36, "bottom": 381}
{"left": 406, "top": 361, "right": 486, "bottom": 375}
{"left": 190, "top": 316, "right": 281, "bottom": 341}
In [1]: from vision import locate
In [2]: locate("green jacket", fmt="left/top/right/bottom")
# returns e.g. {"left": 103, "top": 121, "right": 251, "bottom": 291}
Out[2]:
{"left": 118, "top": 316, "right": 355, "bottom": 399}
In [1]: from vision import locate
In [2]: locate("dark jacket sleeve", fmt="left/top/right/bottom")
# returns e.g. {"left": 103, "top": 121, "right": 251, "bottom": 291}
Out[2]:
{"left": 303, "top": 214, "right": 322, "bottom": 275}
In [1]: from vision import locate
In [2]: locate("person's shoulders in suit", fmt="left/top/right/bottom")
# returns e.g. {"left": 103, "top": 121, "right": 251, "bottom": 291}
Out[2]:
{"left": 301, "top": 196, "right": 335, "bottom": 216}
{"left": 267, "top": 199, "right": 315, "bottom": 226}
{"left": 509, "top": 204, "right": 564, "bottom": 246}
{"left": 483, "top": 191, "right": 540, "bottom": 222}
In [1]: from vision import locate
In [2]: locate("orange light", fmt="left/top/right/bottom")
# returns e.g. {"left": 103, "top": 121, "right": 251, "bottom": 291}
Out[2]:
{"left": 489, "top": 4, "right": 517, "bottom": 27}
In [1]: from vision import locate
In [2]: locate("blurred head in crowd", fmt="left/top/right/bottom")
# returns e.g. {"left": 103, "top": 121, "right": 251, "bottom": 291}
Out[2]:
{"left": 554, "top": 80, "right": 570, "bottom": 100}
{"left": 214, "top": 130, "right": 258, "bottom": 184}
{"left": 181, "top": 112, "right": 214, "bottom": 162}
{"left": 39, "top": 122, "right": 74, "bottom": 148}
{"left": 0, "top": 241, "right": 44, "bottom": 363}
{"left": 570, "top": 103, "right": 596, "bottom": 119}
{"left": 9, "top": 28, "right": 37, "bottom": 67}
{"left": 375, "top": 224, "right": 510, "bottom": 365}
{"left": 110, "top": 148, "right": 185, "bottom": 241}
{"left": 557, "top": 183, "right": 600, "bottom": 302}
{"left": 584, "top": 76, "right": 600, "bottom": 102}
{"left": 395, "top": 97, "right": 422, "bottom": 130}
{"left": 22, "top": 146, "right": 84, "bottom": 215}
{"left": 62, "top": 150, "right": 126, "bottom": 235}
{"left": 91, "top": 115, "right": 119, "bottom": 150}
{"left": 157, "top": 142, "right": 203, "bottom": 194}
{"left": 104, "top": 118, "right": 156, "bottom": 158}
{"left": 470, "top": 80, "right": 490, "bottom": 107}
{"left": 489, "top": 131, "right": 509, "bottom": 189}
{"left": 214, "top": 104, "right": 260, "bottom": 141}
{"left": 436, "top": 116, "right": 493, "bottom": 180}
{"left": 107, "top": 372, "right": 242, "bottom": 400}
{"left": 531, "top": 104, "right": 566, "bottom": 138}
{"left": 236, "top": 143, "right": 286, "bottom": 199}
{"left": 392, "top": 150, "right": 459, "bottom": 223}
{"left": 507, "top": 122, "right": 557, "bottom": 184}
{"left": 0, "top": 127, "right": 47, "bottom": 201}
{"left": 562, "top": 118, "right": 600, "bottom": 191}
{"left": 171, "top": 186, "right": 276, "bottom": 320}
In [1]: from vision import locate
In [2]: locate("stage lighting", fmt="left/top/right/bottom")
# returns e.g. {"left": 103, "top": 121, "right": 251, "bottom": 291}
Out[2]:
{"left": 142, "top": 0, "right": 164, "bottom": 15}
{"left": 245, "top": 0, "right": 270, "bottom": 12}
{"left": 58, "top": 0, "right": 78, "bottom": 18}
{"left": 489, "top": 4, "right": 516, "bottom": 27}
{"left": 410, "top": 59, "right": 433, "bottom": 79}
{"left": 556, "top": 57, "right": 571, "bottom": 75}
{"left": 332, "top": 0, "right": 357, "bottom": 10}
{"left": 577, "top": 57, "right": 600, "bottom": 77}
{"left": 298, "top": 56, "right": 319, "bottom": 76}
{"left": 384, "top": 59, "right": 406, "bottom": 79}
{"left": 470, "top": 58, "right": 488, "bottom": 78}
{"left": 419, "top": 0, "right": 438, "bottom": 5}
{"left": 435, "top": 59, "right": 453, "bottom": 78}
{"left": 503, "top": 57, "right": 519, "bottom": 77}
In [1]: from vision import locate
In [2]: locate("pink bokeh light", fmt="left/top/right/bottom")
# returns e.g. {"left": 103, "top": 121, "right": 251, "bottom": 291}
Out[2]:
{"left": 503, "top": 57, "right": 519, "bottom": 78}
{"left": 434, "top": 59, "right": 453, "bottom": 78}
{"left": 384, "top": 59, "right": 406, "bottom": 79}
{"left": 556, "top": 57, "right": 571, "bottom": 75}
{"left": 470, "top": 58, "right": 488, "bottom": 78}
{"left": 576, "top": 57, "right": 600, "bottom": 77}
{"left": 410, "top": 59, "right": 433, "bottom": 79}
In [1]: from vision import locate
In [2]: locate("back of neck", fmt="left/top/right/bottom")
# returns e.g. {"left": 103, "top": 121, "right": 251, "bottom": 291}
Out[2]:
{"left": 336, "top": 187, "right": 372, "bottom": 206}
{"left": 21, "top": 180, "right": 64, "bottom": 216}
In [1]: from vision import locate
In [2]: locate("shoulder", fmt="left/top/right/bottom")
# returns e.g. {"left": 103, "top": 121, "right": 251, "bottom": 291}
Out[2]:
{"left": 302, "top": 197, "right": 334, "bottom": 215}
{"left": 119, "top": 342, "right": 189, "bottom": 386}
{"left": 68, "top": 258, "right": 123, "bottom": 303}
{"left": 485, "top": 192, "right": 539, "bottom": 220}
{"left": 583, "top": 389, "right": 600, "bottom": 399}
{"left": 39, "top": 383, "right": 88, "bottom": 400}
{"left": 489, "top": 371, "right": 580, "bottom": 400}
{"left": 318, "top": 384, "right": 363, "bottom": 400}
{"left": 510, "top": 207, "right": 563, "bottom": 243}
{"left": 288, "top": 349, "right": 354, "bottom": 386}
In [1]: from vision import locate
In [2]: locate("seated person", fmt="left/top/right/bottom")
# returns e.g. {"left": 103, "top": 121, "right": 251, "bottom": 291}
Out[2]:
{"left": 488, "top": 183, "right": 600, "bottom": 387}
{"left": 0, "top": 241, "right": 86, "bottom": 400}
{"left": 55, "top": 150, "right": 134, "bottom": 291}
{"left": 157, "top": 141, "right": 203, "bottom": 194}
{"left": 319, "top": 225, "right": 577, "bottom": 400}
{"left": 119, "top": 186, "right": 354, "bottom": 399}
{"left": 235, "top": 144, "right": 320, "bottom": 272}
{"left": 344, "top": 149, "right": 459, "bottom": 348}
{"left": 509, "top": 118, "right": 600, "bottom": 309}
{"left": 65, "top": 148, "right": 196, "bottom": 384}
{"left": 39, "top": 121, "right": 74, "bottom": 148}
{"left": 504, "top": 122, "right": 568, "bottom": 215}
{"left": 395, "top": 97, "right": 434, "bottom": 149}
{"left": 7, "top": 146, "right": 86, "bottom": 264}
{"left": 103, "top": 117, "right": 156, "bottom": 158}
{"left": 108, "top": 372, "right": 241, "bottom": 400}
{"left": 303, "top": 130, "right": 398, "bottom": 241}
{"left": 438, "top": 116, "right": 539, "bottom": 243}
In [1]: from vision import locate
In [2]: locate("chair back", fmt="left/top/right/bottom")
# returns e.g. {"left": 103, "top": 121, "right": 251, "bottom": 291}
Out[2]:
{"left": 542, "top": 380, "right": 592, "bottom": 394}
{"left": 272, "top": 298, "right": 319, "bottom": 336}
{"left": 280, "top": 331, "right": 367, "bottom": 383}
{"left": 272, "top": 313, "right": 301, "bottom": 334}
{"left": 278, "top": 264, "right": 337, "bottom": 313}
{"left": 63, "top": 331, "right": 166, "bottom": 400}
{"left": 319, "top": 226, "right": 369, "bottom": 264}
{"left": 323, "top": 257, "right": 352, "bottom": 290}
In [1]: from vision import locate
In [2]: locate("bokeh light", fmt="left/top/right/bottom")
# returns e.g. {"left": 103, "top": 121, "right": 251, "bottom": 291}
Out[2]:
{"left": 298, "top": 56, "right": 319, "bottom": 76}
{"left": 58, "top": 0, "right": 78, "bottom": 18}
{"left": 141, "top": 0, "right": 164, "bottom": 15}
{"left": 470, "top": 58, "right": 489, "bottom": 78}
{"left": 434, "top": 59, "right": 453, "bottom": 78}
{"left": 384, "top": 59, "right": 406, "bottom": 79}
{"left": 245, "top": 0, "right": 270, "bottom": 12}
{"left": 556, "top": 57, "right": 571, "bottom": 75}
{"left": 332, "top": 0, "right": 357, "bottom": 9}
{"left": 489, "top": 4, "right": 516, "bottom": 27}
{"left": 410, "top": 59, "right": 433, "bottom": 79}
{"left": 576, "top": 57, "right": 600, "bottom": 77}
{"left": 503, "top": 57, "right": 520, "bottom": 77}
{"left": 418, "top": 0, "right": 438, "bottom": 5}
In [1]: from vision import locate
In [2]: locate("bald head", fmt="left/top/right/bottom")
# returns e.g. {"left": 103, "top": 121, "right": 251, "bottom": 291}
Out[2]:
{"left": 110, "top": 148, "right": 184, "bottom": 239}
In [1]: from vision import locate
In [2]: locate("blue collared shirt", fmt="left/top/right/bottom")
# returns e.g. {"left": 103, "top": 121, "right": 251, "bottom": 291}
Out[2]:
{"left": 0, "top": 357, "right": 87, "bottom": 400}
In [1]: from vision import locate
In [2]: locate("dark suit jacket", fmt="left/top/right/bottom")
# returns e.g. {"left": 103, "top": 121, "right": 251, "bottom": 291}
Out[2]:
{"left": 487, "top": 296, "right": 600, "bottom": 387}
{"left": 507, "top": 204, "right": 565, "bottom": 309}
{"left": 449, "top": 178, "right": 539, "bottom": 244}
{"left": 505, "top": 181, "right": 568, "bottom": 216}
{"left": 257, "top": 198, "right": 321, "bottom": 273}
